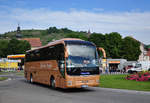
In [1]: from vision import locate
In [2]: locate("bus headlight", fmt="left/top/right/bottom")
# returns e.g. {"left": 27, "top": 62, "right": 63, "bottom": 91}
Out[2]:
{"left": 67, "top": 81, "right": 72, "bottom": 86}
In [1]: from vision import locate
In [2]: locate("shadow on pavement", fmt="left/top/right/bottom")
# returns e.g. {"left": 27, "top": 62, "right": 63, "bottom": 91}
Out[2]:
{"left": 21, "top": 79, "right": 96, "bottom": 93}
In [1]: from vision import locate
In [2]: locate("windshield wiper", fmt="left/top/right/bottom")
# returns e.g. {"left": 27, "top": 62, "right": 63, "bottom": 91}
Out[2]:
{"left": 71, "top": 68, "right": 81, "bottom": 73}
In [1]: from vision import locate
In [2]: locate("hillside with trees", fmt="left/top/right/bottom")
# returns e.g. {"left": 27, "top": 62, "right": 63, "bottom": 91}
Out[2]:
{"left": 1, "top": 27, "right": 88, "bottom": 45}
{"left": 0, "top": 27, "right": 141, "bottom": 60}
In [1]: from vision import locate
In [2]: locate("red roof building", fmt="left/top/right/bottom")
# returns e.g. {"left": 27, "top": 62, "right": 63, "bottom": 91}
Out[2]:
{"left": 146, "top": 48, "right": 150, "bottom": 57}
{"left": 21, "top": 38, "right": 42, "bottom": 49}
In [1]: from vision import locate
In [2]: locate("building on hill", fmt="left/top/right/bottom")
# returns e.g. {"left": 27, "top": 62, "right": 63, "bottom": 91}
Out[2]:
{"left": 129, "top": 36, "right": 150, "bottom": 61}
{"left": 14, "top": 25, "right": 42, "bottom": 50}
{"left": 87, "top": 29, "right": 91, "bottom": 40}
{"left": 145, "top": 46, "right": 150, "bottom": 59}
{"left": 138, "top": 43, "right": 149, "bottom": 61}
{"left": 21, "top": 38, "right": 42, "bottom": 50}
{"left": 16, "top": 24, "right": 22, "bottom": 38}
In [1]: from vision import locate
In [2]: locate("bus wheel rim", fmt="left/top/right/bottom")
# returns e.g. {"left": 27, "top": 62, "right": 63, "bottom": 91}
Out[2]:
{"left": 30, "top": 76, "right": 33, "bottom": 83}
{"left": 52, "top": 79, "right": 55, "bottom": 88}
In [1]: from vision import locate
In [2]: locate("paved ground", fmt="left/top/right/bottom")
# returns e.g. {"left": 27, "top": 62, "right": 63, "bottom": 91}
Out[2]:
{"left": 0, "top": 73, "right": 150, "bottom": 103}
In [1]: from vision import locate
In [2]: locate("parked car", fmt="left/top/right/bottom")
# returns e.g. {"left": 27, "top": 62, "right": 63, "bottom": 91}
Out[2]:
{"left": 127, "top": 63, "right": 142, "bottom": 74}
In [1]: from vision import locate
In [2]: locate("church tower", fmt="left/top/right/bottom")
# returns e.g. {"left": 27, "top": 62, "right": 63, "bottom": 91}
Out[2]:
{"left": 17, "top": 24, "right": 21, "bottom": 34}
{"left": 16, "top": 23, "right": 22, "bottom": 38}
{"left": 87, "top": 29, "right": 91, "bottom": 40}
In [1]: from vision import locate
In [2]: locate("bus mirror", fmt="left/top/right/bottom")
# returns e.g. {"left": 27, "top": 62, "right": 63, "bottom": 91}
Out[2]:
{"left": 65, "top": 51, "right": 68, "bottom": 58}
{"left": 98, "top": 47, "right": 106, "bottom": 59}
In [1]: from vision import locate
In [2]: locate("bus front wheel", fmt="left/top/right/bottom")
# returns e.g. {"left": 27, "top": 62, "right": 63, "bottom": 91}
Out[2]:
{"left": 51, "top": 78, "right": 56, "bottom": 89}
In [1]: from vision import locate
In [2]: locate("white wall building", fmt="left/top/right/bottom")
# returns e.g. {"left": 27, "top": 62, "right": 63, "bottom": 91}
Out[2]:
{"left": 138, "top": 43, "right": 149, "bottom": 61}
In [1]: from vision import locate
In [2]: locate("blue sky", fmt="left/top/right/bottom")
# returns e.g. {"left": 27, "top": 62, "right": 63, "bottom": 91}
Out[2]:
{"left": 1, "top": 0, "right": 150, "bottom": 12}
{"left": 0, "top": 0, "right": 150, "bottom": 44}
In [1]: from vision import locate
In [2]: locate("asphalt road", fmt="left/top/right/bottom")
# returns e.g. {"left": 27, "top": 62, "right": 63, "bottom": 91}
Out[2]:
{"left": 0, "top": 73, "right": 150, "bottom": 103}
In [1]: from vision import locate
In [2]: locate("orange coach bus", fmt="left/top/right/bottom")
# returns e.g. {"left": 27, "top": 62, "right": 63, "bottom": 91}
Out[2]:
{"left": 24, "top": 38, "right": 100, "bottom": 88}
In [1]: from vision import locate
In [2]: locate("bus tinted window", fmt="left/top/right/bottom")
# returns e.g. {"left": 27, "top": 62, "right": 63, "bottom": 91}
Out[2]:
{"left": 25, "top": 44, "right": 64, "bottom": 62}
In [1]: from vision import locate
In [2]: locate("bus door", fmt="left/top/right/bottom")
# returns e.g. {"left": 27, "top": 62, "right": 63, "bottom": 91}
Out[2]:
{"left": 57, "top": 60, "right": 65, "bottom": 88}
{"left": 56, "top": 44, "right": 66, "bottom": 88}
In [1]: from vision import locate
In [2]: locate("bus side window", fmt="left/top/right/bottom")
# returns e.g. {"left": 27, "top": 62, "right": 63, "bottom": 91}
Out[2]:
{"left": 34, "top": 50, "right": 40, "bottom": 61}
{"left": 47, "top": 47, "right": 55, "bottom": 60}
{"left": 30, "top": 52, "right": 35, "bottom": 61}
{"left": 25, "top": 53, "right": 30, "bottom": 62}
{"left": 41, "top": 48, "right": 47, "bottom": 60}
{"left": 57, "top": 44, "right": 65, "bottom": 60}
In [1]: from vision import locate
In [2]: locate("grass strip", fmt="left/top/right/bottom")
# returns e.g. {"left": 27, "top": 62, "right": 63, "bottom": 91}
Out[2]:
{"left": 0, "top": 77, "right": 8, "bottom": 81}
{"left": 15, "top": 72, "right": 24, "bottom": 76}
{"left": 0, "top": 72, "right": 9, "bottom": 75}
{"left": 100, "top": 74, "right": 150, "bottom": 91}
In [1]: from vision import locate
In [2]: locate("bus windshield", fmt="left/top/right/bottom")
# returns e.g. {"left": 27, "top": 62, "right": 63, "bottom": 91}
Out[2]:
{"left": 66, "top": 44, "right": 99, "bottom": 68}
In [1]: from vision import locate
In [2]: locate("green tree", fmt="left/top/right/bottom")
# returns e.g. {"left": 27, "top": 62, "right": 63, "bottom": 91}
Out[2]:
{"left": 7, "top": 38, "right": 31, "bottom": 55}
{"left": 65, "top": 33, "right": 88, "bottom": 41}
{"left": 61, "top": 28, "right": 73, "bottom": 33}
{"left": 47, "top": 27, "right": 60, "bottom": 34}
{"left": 122, "top": 36, "right": 141, "bottom": 61}
{"left": 7, "top": 38, "right": 20, "bottom": 54}
{"left": 105, "top": 32, "right": 123, "bottom": 58}
{"left": 0, "top": 40, "right": 9, "bottom": 57}
{"left": 89, "top": 32, "right": 123, "bottom": 58}
{"left": 89, "top": 33, "right": 105, "bottom": 47}
{"left": 17, "top": 40, "right": 31, "bottom": 53}
{"left": 89, "top": 33, "right": 106, "bottom": 57}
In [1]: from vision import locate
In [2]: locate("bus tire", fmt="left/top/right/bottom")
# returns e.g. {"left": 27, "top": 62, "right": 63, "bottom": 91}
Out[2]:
{"left": 51, "top": 77, "right": 56, "bottom": 89}
{"left": 30, "top": 74, "right": 33, "bottom": 83}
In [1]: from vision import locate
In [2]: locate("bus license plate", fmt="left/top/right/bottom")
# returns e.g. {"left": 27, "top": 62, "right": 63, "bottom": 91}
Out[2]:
{"left": 81, "top": 85, "right": 88, "bottom": 88}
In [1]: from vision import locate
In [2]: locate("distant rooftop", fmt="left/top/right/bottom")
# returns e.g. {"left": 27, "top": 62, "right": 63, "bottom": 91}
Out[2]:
{"left": 21, "top": 38, "right": 42, "bottom": 47}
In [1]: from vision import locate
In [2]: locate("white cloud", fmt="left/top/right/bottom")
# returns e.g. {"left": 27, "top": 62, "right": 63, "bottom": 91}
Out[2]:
{"left": 0, "top": 8, "right": 150, "bottom": 44}
{"left": 93, "top": 8, "right": 104, "bottom": 12}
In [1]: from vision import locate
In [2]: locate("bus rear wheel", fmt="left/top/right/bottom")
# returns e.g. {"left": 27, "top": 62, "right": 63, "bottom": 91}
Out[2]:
{"left": 51, "top": 78, "right": 56, "bottom": 89}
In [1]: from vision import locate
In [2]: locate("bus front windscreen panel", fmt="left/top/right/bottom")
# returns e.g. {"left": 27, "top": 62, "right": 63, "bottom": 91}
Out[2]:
{"left": 66, "top": 43, "right": 100, "bottom": 75}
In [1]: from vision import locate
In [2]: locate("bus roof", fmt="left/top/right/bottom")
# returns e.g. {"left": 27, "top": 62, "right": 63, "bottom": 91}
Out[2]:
{"left": 47, "top": 38, "right": 83, "bottom": 45}
{"left": 26, "top": 38, "right": 84, "bottom": 52}
{"left": 26, "top": 38, "right": 96, "bottom": 53}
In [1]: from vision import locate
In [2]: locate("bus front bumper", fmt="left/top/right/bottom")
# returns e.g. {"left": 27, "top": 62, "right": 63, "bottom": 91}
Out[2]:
{"left": 65, "top": 75, "right": 100, "bottom": 88}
